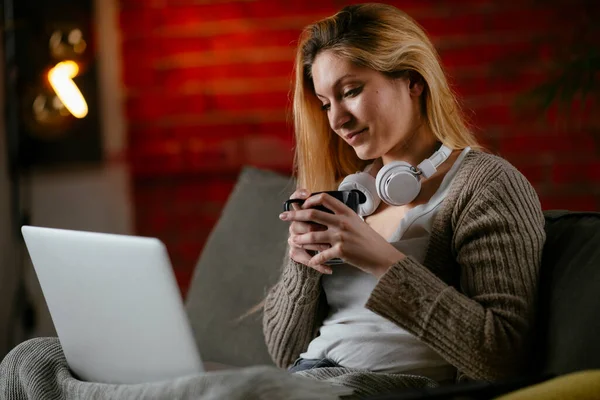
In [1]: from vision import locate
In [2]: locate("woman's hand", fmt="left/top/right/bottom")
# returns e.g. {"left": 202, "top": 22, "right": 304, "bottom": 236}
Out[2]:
{"left": 285, "top": 189, "right": 334, "bottom": 275}
{"left": 279, "top": 192, "right": 406, "bottom": 278}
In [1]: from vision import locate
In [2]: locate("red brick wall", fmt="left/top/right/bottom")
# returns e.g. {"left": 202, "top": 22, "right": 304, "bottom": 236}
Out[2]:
{"left": 118, "top": 0, "right": 599, "bottom": 295}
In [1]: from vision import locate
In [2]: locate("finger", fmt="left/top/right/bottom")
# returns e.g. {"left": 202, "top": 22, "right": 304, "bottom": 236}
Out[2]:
{"left": 292, "top": 231, "right": 331, "bottom": 246}
{"left": 288, "top": 189, "right": 311, "bottom": 211}
{"left": 288, "top": 238, "right": 330, "bottom": 252}
{"left": 289, "top": 247, "right": 332, "bottom": 274}
{"left": 302, "top": 193, "right": 351, "bottom": 215}
{"left": 290, "top": 188, "right": 310, "bottom": 200}
{"left": 303, "top": 244, "right": 331, "bottom": 251}
{"left": 280, "top": 208, "right": 337, "bottom": 226}
{"left": 307, "top": 246, "right": 341, "bottom": 268}
{"left": 289, "top": 221, "right": 327, "bottom": 235}
{"left": 290, "top": 222, "right": 311, "bottom": 235}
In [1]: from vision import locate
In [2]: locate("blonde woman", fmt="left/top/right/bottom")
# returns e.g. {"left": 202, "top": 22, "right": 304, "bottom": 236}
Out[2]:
{"left": 264, "top": 3, "right": 545, "bottom": 396}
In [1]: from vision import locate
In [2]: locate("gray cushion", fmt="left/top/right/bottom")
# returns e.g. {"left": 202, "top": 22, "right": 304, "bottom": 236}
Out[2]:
{"left": 185, "top": 166, "right": 294, "bottom": 367}
{"left": 537, "top": 210, "right": 600, "bottom": 375}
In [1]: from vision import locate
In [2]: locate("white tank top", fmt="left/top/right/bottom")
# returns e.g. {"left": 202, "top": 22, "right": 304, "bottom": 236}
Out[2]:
{"left": 300, "top": 148, "right": 471, "bottom": 382}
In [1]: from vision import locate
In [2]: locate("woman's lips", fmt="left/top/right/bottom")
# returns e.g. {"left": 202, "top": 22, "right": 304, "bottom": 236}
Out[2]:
{"left": 346, "top": 128, "right": 367, "bottom": 145}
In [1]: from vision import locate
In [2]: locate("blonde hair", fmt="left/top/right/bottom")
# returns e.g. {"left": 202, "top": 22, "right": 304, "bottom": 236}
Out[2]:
{"left": 293, "top": 3, "right": 481, "bottom": 192}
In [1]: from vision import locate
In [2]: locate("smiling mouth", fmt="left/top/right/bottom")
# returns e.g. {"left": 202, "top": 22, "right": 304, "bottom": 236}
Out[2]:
{"left": 346, "top": 128, "right": 367, "bottom": 141}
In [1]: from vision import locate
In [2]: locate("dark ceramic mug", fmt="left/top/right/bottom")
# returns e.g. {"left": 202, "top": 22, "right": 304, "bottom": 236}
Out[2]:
{"left": 283, "top": 190, "right": 365, "bottom": 265}
{"left": 283, "top": 190, "right": 364, "bottom": 213}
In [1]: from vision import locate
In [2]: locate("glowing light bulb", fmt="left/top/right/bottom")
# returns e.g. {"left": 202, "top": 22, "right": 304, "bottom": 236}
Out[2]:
{"left": 48, "top": 61, "right": 88, "bottom": 118}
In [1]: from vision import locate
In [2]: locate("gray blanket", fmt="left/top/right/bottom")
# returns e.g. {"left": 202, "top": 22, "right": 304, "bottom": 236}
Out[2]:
{"left": 0, "top": 338, "right": 438, "bottom": 399}
{"left": 0, "top": 338, "right": 352, "bottom": 400}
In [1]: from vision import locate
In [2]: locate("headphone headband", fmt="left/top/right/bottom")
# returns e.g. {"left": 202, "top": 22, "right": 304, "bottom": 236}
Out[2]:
{"left": 339, "top": 144, "right": 454, "bottom": 214}
{"left": 417, "top": 144, "right": 452, "bottom": 179}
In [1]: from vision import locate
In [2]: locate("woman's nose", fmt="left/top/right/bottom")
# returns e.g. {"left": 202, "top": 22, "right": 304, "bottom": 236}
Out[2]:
{"left": 329, "top": 103, "right": 352, "bottom": 131}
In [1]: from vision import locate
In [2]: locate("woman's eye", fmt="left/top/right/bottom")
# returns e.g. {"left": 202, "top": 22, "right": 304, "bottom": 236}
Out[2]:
{"left": 343, "top": 87, "right": 362, "bottom": 98}
{"left": 321, "top": 103, "right": 331, "bottom": 111}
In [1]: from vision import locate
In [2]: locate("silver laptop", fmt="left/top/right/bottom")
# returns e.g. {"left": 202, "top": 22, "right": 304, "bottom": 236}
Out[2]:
{"left": 21, "top": 225, "right": 204, "bottom": 384}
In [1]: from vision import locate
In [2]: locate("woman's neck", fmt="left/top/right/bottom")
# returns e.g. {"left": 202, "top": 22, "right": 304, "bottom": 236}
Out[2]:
{"left": 381, "top": 124, "right": 439, "bottom": 167}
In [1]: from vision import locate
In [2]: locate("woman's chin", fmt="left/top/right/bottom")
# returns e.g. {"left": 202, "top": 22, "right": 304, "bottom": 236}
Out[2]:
{"left": 353, "top": 146, "right": 378, "bottom": 161}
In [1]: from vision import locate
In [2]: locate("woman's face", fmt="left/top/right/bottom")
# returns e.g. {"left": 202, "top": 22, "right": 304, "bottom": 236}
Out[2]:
{"left": 311, "top": 50, "right": 424, "bottom": 161}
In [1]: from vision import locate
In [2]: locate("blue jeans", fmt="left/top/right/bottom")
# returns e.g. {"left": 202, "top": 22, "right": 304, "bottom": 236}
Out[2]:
{"left": 288, "top": 358, "right": 340, "bottom": 373}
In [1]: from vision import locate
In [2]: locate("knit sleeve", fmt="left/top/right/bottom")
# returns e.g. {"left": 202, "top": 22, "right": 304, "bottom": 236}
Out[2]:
{"left": 365, "top": 167, "right": 546, "bottom": 381}
{"left": 262, "top": 250, "right": 328, "bottom": 368}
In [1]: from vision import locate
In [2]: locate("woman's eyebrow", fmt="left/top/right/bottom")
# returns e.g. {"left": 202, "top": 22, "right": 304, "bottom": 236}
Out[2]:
{"left": 315, "top": 74, "right": 357, "bottom": 99}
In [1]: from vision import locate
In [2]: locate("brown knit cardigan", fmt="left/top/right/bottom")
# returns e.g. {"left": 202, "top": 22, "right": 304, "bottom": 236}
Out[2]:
{"left": 263, "top": 150, "right": 546, "bottom": 382}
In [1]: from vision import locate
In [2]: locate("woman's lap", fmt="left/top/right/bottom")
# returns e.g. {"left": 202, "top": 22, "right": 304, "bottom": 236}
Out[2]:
{"left": 288, "top": 358, "right": 340, "bottom": 373}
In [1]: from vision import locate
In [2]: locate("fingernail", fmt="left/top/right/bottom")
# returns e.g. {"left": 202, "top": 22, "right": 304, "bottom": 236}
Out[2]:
{"left": 299, "top": 189, "right": 308, "bottom": 196}
{"left": 325, "top": 268, "right": 333, "bottom": 275}
{"left": 279, "top": 213, "right": 288, "bottom": 220}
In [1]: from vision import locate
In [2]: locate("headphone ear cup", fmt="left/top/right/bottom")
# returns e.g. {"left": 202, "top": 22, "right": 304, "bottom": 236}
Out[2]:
{"left": 376, "top": 161, "right": 422, "bottom": 206}
{"left": 338, "top": 172, "right": 381, "bottom": 216}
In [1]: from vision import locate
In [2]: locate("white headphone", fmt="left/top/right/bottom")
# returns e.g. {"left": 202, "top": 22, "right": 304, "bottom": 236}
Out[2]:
{"left": 338, "top": 144, "right": 452, "bottom": 216}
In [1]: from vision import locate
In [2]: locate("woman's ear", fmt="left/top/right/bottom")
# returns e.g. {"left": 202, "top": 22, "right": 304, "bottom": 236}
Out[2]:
{"left": 408, "top": 71, "right": 425, "bottom": 97}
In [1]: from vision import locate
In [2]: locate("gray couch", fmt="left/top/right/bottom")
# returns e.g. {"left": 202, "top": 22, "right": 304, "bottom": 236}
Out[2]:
{"left": 185, "top": 166, "right": 295, "bottom": 368}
